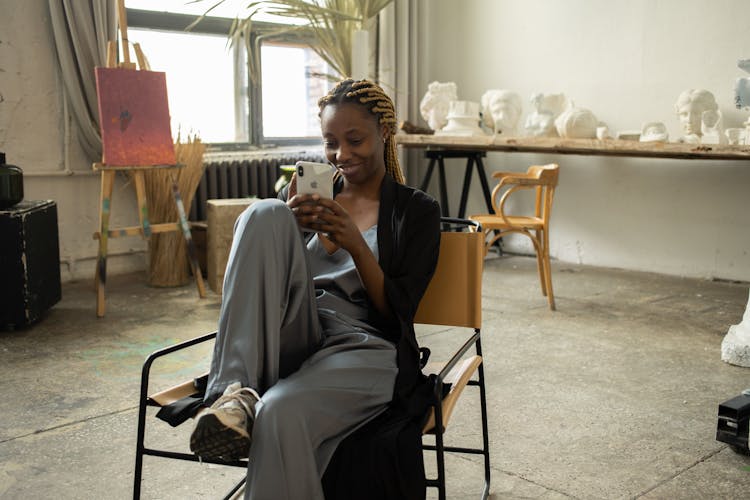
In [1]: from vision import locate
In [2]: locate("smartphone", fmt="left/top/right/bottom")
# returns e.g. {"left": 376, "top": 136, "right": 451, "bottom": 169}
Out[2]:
{"left": 295, "top": 161, "right": 334, "bottom": 199}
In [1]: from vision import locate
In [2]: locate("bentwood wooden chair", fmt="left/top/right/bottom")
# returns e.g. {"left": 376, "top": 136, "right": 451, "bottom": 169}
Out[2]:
{"left": 133, "top": 218, "right": 490, "bottom": 500}
{"left": 471, "top": 164, "right": 559, "bottom": 310}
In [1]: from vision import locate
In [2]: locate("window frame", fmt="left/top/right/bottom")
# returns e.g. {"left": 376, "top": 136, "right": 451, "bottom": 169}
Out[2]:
{"left": 126, "top": 8, "right": 325, "bottom": 150}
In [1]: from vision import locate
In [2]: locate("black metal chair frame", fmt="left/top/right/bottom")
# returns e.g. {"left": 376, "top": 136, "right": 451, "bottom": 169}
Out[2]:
{"left": 133, "top": 218, "right": 490, "bottom": 500}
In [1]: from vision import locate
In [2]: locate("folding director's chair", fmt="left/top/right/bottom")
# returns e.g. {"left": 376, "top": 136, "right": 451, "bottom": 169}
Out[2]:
{"left": 133, "top": 218, "right": 490, "bottom": 499}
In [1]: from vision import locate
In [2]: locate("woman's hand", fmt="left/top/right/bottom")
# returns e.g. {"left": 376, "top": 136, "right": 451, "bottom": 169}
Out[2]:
{"left": 310, "top": 198, "right": 369, "bottom": 256}
{"left": 287, "top": 193, "right": 329, "bottom": 230}
{"left": 289, "top": 194, "right": 390, "bottom": 318}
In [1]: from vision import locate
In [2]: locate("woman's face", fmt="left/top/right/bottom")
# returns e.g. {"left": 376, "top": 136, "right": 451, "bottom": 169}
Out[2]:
{"left": 320, "top": 102, "right": 387, "bottom": 185}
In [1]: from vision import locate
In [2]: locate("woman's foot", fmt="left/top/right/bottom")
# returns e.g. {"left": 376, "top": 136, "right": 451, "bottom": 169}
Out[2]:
{"left": 190, "top": 382, "right": 259, "bottom": 460}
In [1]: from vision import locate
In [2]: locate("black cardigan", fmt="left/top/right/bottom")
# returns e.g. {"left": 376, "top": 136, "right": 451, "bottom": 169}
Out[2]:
{"left": 281, "top": 173, "right": 441, "bottom": 402}
{"left": 283, "top": 174, "right": 442, "bottom": 499}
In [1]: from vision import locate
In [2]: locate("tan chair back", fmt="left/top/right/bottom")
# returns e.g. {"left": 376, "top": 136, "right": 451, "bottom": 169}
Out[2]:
{"left": 414, "top": 230, "right": 484, "bottom": 329}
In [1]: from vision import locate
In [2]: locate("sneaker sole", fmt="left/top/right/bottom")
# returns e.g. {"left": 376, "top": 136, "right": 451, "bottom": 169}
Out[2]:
{"left": 190, "top": 412, "right": 251, "bottom": 460}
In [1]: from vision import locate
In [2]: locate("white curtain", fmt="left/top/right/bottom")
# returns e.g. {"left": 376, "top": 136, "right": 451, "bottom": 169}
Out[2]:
{"left": 48, "top": 0, "right": 116, "bottom": 161}
{"left": 377, "top": 0, "right": 424, "bottom": 186}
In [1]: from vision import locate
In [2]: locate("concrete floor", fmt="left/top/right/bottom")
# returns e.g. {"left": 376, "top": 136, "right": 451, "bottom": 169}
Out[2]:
{"left": 1, "top": 254, "right": 750, "bottom": 499}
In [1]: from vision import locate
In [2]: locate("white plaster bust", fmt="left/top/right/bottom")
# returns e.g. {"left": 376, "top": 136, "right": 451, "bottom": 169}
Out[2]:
{"left": 436, "top": 100, "right": 486, "bottom": 137}
{"left": 419, "top": 81, "right": 458, "bottom": 131}
{"left": 554, "top": 107, "right": 598, "bottom": 139}
{"left": 480, "top": 89, "right": 522, "bottom": 136}
{"left": 700, "top": 109, "right": 726, "bottom": 145}
{"left": 674, "top": 89, "right": 718, "bottom": 141}
{"left": 524, "top": 93, "right": 569, "bottom": 137}
{"left": 639, "top": 122, "right": 669, "bottom": 142}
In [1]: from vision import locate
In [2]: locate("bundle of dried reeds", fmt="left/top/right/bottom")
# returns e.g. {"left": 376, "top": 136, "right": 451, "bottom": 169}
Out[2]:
{"left": 143, "top": 132, "right": 206, "bottom": 287}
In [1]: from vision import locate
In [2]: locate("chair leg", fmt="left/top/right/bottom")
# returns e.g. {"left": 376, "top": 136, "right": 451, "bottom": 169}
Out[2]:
{"left": 484, "top": 230, "right": 503, "bottom": 257}
{"left": 533, "top": 230, "right": 548, "bottom": 297}
{"left": 541, "top": 230, "right": 556, "bottom": 310}
{"left": 475, "top": 337, "right": 491, "bottom": 499}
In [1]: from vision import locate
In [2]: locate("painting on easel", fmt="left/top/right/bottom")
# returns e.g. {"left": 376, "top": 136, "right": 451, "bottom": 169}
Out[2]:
{"left": 95, "top": 67, "right": 176, "bottom": 166}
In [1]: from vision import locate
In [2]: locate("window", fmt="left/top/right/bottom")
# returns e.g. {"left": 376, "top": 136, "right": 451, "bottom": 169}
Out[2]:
{"left": 261, "top": 42, "right": 331, "bottom": 138}
{"left": 126, "top": 2, "right": 332, "bottom": 147}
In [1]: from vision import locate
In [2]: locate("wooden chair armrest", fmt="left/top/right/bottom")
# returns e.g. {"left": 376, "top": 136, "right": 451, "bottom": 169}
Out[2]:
{"left": 491, "top": 170, "right": 536, "bottom": 181}
{"left": 422, "top": 355, "right": 483, "bottom": 434}
{"left": 149, "top": 373, "right": 208, "bottom": 407}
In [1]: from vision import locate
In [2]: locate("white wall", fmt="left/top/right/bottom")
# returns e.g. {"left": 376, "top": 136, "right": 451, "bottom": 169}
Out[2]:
{"left": 1, "top": 0, "right": 147, "bottom": 282}
{"left": 2, "top": 0, "right": 749, "bottom": 283}
{"left": 417, "top": 0, "right": 750, "bottom": 281}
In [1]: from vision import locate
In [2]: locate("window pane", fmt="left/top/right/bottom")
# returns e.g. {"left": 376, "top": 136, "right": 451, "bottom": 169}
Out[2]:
{"left": 128, "top": 28, "right": 240, "bottom": 143}
{"left": 261, "top": 43, "right": 331, "bottom": 139}
{"left": 127, "top": 0, "right": 299, "bottom": 24}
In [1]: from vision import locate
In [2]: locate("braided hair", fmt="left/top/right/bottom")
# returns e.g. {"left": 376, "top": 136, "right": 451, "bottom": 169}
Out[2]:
{"left": 318, "top": 79, "right": 405, "bottom": 185}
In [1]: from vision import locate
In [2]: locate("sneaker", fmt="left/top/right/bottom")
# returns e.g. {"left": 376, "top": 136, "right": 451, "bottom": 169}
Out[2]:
{"left": 189, "top": 382, "right": 260, "bottom": 460}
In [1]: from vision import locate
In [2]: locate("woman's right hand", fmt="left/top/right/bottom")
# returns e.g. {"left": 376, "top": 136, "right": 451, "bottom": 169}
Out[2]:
{"left": 287, "top": 192, "right": 326, "bottom": 230}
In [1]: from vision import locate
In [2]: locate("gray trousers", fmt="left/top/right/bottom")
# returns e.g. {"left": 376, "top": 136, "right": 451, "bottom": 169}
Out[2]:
{"left": 205, "top": 199, "right": 397, "bottom": 500}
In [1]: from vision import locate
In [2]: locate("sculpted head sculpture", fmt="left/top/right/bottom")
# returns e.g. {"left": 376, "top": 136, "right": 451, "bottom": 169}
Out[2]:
{"left": 524, "top": 92, "right": 569, "bottom": 137}
{"left": 674, "top": 89, "right": 718, "bottom": 137}
{"left": 554, "top": 107, "right": 598, "bottom": 139}
{"left": 419, "top": 81, "right": 458, "bottom": 131}
{"left": 480, "top": 89, "right": 522, "bottom": 135}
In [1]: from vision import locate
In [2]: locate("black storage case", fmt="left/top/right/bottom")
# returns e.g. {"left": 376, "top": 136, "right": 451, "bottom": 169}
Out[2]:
{"left": 0, "top": 200, "right": 62, "bottom": 330}
{"left": 716, "top": 391, "right": 750, "bottom": 455}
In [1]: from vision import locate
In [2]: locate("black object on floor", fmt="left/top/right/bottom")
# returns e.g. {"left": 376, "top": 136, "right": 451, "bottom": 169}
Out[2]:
{"left": 717, "top": 389, "right": 750, "bottom": 455}
{"left": 0, "top": 200, "right": 61, "bottom": 330}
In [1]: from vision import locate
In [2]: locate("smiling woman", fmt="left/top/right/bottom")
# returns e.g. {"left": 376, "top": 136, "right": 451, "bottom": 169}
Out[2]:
{"left": 189, "top": 79, "right": 441, "bottom": 499}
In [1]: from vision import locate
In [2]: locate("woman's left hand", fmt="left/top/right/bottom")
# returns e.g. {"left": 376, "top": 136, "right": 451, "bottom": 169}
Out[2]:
{"left": 311, "top": 198, "right": 367, "bottom": 256}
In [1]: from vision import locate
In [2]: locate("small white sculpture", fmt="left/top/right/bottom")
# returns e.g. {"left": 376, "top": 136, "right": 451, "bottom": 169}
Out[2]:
{"left": 480, "top": 89, "right": 522, "bottom": 136}
{"left": 674, "top": 89, "right": 719, "bottom": 142}
{"left": 524, "top": 93, "right": 569, "bottom": 137}
{"left": 596, "top": 125, "right": 611, "bottom": 140}
{"left": 436, "top": 101, "right": 486, "bottom": 137}
{"left": 555, "top": 107, "right": 598, "bottom": 139}
{"left": 616, "top": 130, "right": 641, "bottom": 141}
{"left": 640, "top": 122, "right": 669, "bottom": 142}
{"left": 722, "top": 290, "right": 750, "bottom": 367}
{"left": 725, "top": 127, "right": 745, "bottom": 145}
{"left": 419, "top": 81, "right": 458, "bottom": 132}
{"left": 700, "top": 109, "right": 726, "bottom": 145}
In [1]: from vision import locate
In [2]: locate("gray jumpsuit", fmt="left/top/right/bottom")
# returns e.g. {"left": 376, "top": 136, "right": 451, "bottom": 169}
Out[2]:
{"left": 204, "top": 198, "right": 398, "bottom": 500}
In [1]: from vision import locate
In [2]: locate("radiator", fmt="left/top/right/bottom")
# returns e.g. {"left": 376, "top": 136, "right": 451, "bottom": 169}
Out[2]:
{"left": 189, "top": 152, "right": 326, "bottom": 221}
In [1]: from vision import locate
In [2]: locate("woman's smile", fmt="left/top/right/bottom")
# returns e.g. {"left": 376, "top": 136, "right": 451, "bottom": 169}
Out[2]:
{"left": 336, "top": 162, "right": 364, "bottom": 177}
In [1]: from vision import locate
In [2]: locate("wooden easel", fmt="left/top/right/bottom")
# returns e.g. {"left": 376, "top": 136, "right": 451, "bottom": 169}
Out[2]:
{"left": 93, "top": 0, "right": 206, "bottom": 317}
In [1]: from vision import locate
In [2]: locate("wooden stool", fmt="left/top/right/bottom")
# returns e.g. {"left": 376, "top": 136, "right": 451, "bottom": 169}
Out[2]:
{"left": 93, "top": 163, "right": 206, "bottom": 317}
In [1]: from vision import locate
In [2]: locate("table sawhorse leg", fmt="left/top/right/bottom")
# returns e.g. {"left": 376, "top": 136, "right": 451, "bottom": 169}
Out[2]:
{"left": 474, "top": 155, "right": 494, "bottom": 214}
{"left": 420, "top": 154, "right": 450, "bottom": 218}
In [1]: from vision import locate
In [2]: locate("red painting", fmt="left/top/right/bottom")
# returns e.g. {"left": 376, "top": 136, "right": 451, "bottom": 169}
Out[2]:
{"left": 95, "top": 67, "right": 175, "bottom": 166}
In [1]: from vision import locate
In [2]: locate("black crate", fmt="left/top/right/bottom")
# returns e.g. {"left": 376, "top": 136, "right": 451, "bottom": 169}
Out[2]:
{"left": 717, "top": 391, "right": 750, "bottom": 455}
{"left": 0, "top": 200, "right": 61, "bottom": 330}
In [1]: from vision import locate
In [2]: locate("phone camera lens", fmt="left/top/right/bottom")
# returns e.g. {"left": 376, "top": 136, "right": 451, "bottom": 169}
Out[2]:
{"left": 298, "top": 165, "right": 304, "bottom": 176}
